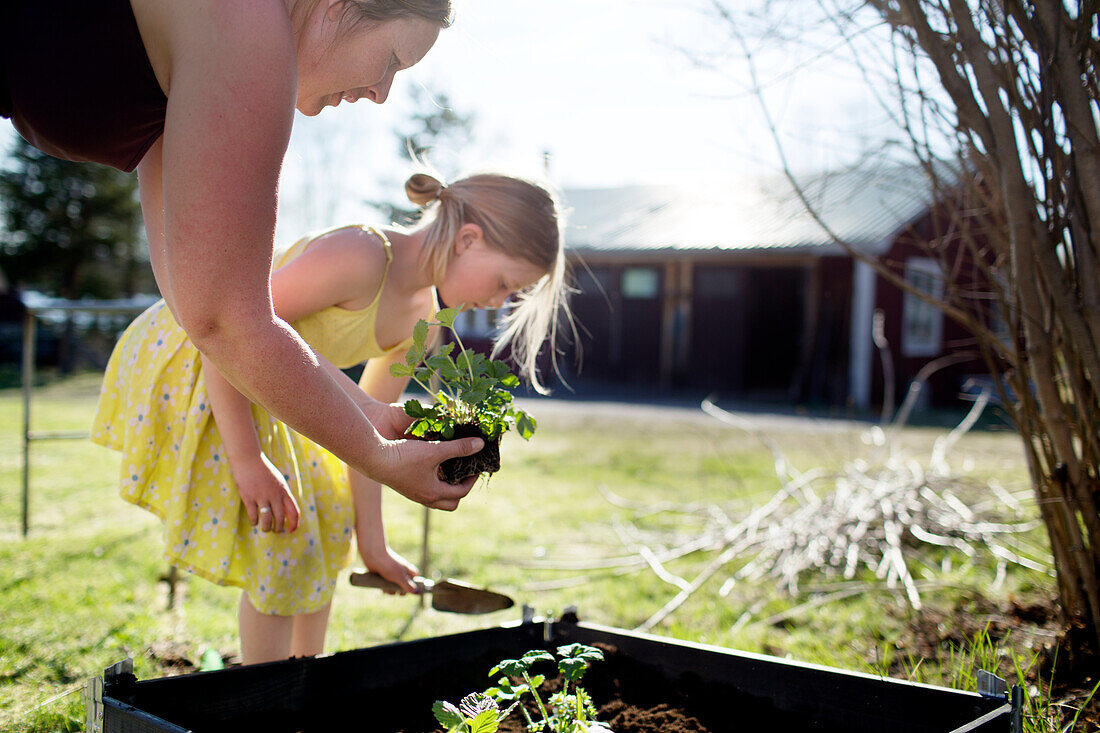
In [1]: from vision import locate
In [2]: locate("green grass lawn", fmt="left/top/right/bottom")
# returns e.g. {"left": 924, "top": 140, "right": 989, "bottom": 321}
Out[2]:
{"left": 0, "top": 373, "right": 1063, "bottom": 731}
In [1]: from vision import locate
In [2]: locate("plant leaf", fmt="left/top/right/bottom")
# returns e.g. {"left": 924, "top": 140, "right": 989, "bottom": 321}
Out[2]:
{"left": 516, "top": 411, "right": 537, "bottom": 440}
{"left": 521, "top": 650, "right": 555, "bottom": 666}
{"left": 490, "top": 657, "right": 529, "bottom": 677}
{"left": 557, "top": 644, "right": 603, "bottom": 663}
{"left": 467, "top": 710, "right": 501, "bottom": 733}
{"left": 433, "top": 700, "right": 465, "bottom": 728}
{"left": 459, "top": 692, "right": 498, "bottom": 718}
{"left": 440, "top": 360, "right": 463, "bottom": 381}
{"left": 462, "top": 389, "right": 488, "bottom": 405}
{"left": 558, "top": 657, "right": 588, "bottom": 682}
{"left": 412, "top": 319, "right": 429, "bottom": 355}
{"left": 403, "top": 400, "right": 429, "bottom": 418}
{"left": 426, "top": 354, "right": 455, "bottom": 373}
{"left": 435, "top": 307, "right": 461, "bottom": 329}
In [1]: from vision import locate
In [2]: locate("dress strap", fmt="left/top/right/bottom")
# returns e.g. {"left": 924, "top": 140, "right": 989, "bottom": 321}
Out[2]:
{"left": 364, "top": 227, "right": 394, "bottom": 309}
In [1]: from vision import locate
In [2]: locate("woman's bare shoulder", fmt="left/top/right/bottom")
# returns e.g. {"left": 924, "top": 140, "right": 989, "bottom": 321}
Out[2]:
{"left": 138, "top": 0, "right": 296, "bottom": 96}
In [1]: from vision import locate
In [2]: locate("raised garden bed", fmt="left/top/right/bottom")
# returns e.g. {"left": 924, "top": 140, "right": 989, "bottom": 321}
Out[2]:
{"left": 92, "top": 614, "right": 1020, "bottom": 732}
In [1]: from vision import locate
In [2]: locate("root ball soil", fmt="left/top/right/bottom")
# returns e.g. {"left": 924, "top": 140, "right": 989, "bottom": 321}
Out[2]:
{"left": 432, "top": 423, "right": 501, "bottom": 484}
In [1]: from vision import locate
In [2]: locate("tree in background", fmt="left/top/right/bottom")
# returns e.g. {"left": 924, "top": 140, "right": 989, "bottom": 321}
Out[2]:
{"left": 706, "top": 0, "right": 1100, "bottom": 686}
{"left": 0, "top": 136, "right": 148, "bottom": 299}
{"left": 370, "top": 85, "right": 474, "bottom": 225}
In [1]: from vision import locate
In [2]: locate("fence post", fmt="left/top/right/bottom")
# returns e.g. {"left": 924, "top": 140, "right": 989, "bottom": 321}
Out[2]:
{"left": 21, "top": 309, "right": 36, "bottom": 538}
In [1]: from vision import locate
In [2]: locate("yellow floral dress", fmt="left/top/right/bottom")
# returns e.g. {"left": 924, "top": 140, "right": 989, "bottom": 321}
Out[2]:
{"left": 91, "top": 227, "right": 414, "bottom": 615}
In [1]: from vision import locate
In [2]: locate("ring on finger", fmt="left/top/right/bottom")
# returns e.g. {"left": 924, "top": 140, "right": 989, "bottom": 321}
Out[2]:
{"left": 259, "top": 506, "right": 272, "bottom": 515}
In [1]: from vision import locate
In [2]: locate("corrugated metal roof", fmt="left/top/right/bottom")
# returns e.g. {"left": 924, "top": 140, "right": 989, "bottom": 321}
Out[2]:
{"left": 561, "top": 164, "right": 935, "bottom": 256}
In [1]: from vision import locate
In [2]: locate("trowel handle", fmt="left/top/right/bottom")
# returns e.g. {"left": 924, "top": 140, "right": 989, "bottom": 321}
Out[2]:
{"left": 349, "top": 571, "right": 429, "bottom": 593}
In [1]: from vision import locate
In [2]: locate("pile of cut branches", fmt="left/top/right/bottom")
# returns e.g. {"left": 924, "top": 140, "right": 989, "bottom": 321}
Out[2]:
{"left": 524, "top": 388, "right": 1049, "bottom": 633}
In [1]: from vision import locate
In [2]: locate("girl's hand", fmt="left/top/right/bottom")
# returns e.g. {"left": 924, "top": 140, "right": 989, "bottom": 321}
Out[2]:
{"left": 358, "top": 541, "right": 419, "bottom": 594}
{"left": 233, "top": 453, "right": 301, "bottom": 533}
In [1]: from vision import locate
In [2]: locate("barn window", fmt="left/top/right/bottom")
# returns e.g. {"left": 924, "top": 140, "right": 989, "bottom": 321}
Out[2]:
{"left": 902, "top": 258, "right": 943, "bottom": 357}
{"left": 454, "top": 309, "right": 496, "bottom": 338}
{"left": 621, "top": 267, "right": 659, "bottom": 299}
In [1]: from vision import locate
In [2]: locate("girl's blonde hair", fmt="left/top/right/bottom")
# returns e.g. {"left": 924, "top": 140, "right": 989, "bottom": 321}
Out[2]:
{"left": 403, "top": 172, "right": 572, "bottom": 394}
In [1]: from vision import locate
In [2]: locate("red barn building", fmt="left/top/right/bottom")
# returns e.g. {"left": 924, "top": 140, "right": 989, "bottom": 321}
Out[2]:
{"left": 554, "top": 165, "right": 991, "bottom": 410}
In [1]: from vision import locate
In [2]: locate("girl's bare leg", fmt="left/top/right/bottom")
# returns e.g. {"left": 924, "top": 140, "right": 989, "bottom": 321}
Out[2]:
{"left": 289, "top": 600, "right": 332, "bottom": 658}
{"left": 239, "top": 592, "right": 293, "bottom": 664}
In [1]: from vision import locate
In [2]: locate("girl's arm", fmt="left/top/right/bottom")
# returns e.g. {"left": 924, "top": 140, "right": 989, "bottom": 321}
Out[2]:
{"left": 202, "top": 359, "right": 300, "bottom": 533}
{"left": 138, "top": 3, "right": 480, "bottom": 511}
{"left": 201, "top": 227, "right": 389, "bottom": 533}
{"left": 351, "top": 350, "right": 423, "bottom": 593}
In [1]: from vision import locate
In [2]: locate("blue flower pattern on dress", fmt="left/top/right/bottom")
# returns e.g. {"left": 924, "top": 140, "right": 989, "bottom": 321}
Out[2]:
{"left": 90, "top": 299, "right": 356, "bottom": 615}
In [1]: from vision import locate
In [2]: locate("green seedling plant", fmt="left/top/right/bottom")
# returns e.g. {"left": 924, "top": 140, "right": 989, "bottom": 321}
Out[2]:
{"left": 389, "top": 306, "right": 536, "bottom": 443}
{"left": 432, "top": 692, "right": 518, "bottom": 733}
{"left": 484, "top": 644, "right": 613, "bottom": 733}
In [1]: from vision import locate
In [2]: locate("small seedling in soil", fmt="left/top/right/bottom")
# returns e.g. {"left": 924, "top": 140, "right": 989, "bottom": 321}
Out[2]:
{"left": 390, "top": 307, "right": 536, "bottom": 484}
{"left": 433, "top": 692, "right": 518, "bottom": 733}
{"left": 483, "top": 643, "right": 613, "bottom": 733}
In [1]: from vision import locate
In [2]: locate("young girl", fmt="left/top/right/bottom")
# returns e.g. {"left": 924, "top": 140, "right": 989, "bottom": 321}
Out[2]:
{"left": 91, "top": 171, "right": 568, "bottom": 663}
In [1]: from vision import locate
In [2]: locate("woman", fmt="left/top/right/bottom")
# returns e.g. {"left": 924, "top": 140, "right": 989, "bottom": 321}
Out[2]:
{"left": 0, "top": 0, "right": 483, "bottom": 510}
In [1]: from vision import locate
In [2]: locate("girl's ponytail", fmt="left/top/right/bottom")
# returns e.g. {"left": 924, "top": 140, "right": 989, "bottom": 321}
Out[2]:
{"left": 401, "top": 171, "right": 575, "bottom": 394}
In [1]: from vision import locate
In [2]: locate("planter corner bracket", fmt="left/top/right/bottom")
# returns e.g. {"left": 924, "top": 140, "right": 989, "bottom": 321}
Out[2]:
{"left": 85, "top": 658, "right": 132, "bottom": 733}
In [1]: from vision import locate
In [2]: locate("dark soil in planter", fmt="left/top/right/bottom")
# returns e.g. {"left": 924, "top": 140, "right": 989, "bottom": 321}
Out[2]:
{"left": 399, "top": 642, "right": 773, "bottom": 733}
{"left": 491, "top": 643, "right": 710, "bottom": 733}
{"left": 495, "top": 698, "right": 709, "bottom": 733}
{"left": 429, "top": 423, "right": 501, "bottom": 484}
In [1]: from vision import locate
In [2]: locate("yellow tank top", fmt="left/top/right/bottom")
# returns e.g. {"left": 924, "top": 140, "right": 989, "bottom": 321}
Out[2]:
{"left": 274, "top": 226, "right": 414, "bottom": 369}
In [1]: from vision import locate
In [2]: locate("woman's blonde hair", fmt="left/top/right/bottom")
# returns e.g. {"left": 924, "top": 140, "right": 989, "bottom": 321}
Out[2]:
{"left": 294, "top": 0, "right": 453, "bottom": 35}
{"left": 403, "top": 171, "right": 572, "bottom": 394}
{"left": 337, "top": 0, "right": 453, "bottom": 30}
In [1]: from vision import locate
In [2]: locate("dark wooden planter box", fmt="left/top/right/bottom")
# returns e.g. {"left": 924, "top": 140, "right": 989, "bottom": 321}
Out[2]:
{"left": 91, "top": 615, "right": 1020, "bottom": 733}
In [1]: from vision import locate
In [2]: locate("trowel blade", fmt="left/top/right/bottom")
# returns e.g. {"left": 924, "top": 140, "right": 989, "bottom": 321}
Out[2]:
{"left": 349, "top": 571, "right": 515, "bottom": 614}
{"left": 429, "top": 579, "right": 515, "bottom": 614}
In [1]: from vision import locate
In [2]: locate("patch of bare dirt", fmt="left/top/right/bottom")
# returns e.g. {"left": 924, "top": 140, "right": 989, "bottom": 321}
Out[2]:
{"left": 891, "top": 592, "right": 1099, "bottom": 731}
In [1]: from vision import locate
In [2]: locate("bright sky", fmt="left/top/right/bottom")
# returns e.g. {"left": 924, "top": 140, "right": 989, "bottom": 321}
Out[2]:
{"left": 1, "top": 0, "right": 891, "bottom": 245}
{"left": 275, "top": 0, "right": 890, "bottom": 241}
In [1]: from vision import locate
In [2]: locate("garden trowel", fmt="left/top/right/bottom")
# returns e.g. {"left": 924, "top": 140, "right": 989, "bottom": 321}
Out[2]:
{"left": 349, "top": 571, "right": 514, "bottom": 614}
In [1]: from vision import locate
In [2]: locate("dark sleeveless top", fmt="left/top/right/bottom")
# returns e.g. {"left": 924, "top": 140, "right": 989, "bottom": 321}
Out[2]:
{"left": 0, "top": 0, "right": 168, "bottom": 172}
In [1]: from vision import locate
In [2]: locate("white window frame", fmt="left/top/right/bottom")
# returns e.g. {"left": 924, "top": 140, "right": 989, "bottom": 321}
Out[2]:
{"left": 621, "top": 267, "right": 660, "bottom": 299}
{"left": 454, "top": 309, "right": 497, "bottom": 338}
{"left": 901, "top": 257, "right": 944, "bottom": 357}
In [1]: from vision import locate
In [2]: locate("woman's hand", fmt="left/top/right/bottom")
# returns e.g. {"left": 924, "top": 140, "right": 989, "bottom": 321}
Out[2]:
{"left": 232, "top": 453, "right": 301, "bottom": 533}
{"left": 371, "top": 436, "right": 482, "bottom": 511}
{"left": 358, "top": 540, "right": 419, "bottom": 594}
{"left": 361, "top": 398, "right": 415, "bottom": 441}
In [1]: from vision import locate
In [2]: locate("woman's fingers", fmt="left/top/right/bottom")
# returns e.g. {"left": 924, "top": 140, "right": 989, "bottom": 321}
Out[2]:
{"left": 435, "top": 437, "right": 485, "bottom": 462}
{"left": 246, "top": 502, "right": 259, "bottom": 527}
